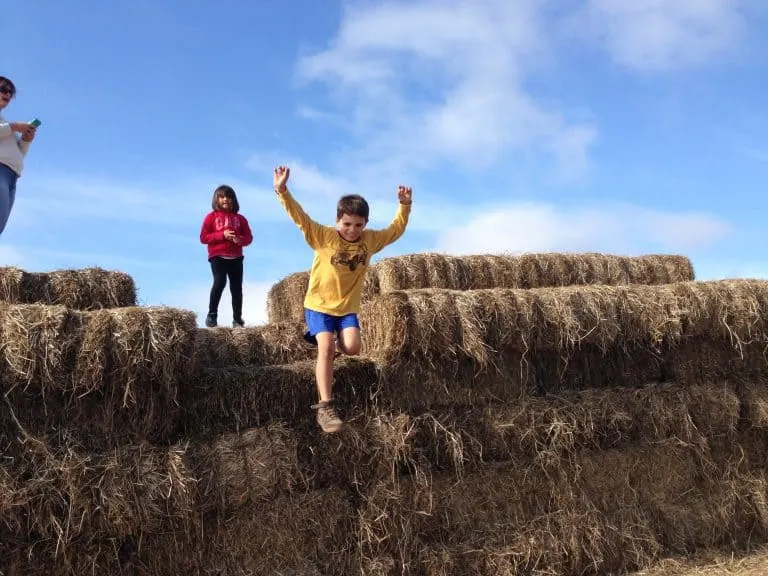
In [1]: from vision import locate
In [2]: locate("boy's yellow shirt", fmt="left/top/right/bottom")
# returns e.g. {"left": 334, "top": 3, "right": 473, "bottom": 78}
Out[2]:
{"left": 278, "top": 188, "right": 411, "bottom": 317}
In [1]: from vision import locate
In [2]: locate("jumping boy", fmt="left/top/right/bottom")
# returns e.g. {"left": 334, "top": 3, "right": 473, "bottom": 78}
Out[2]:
{"left": 0, "top": 76, "right": 37, "bottom": 236}
{"left": 273, "top": 165, "right": 412, "bottom": 433}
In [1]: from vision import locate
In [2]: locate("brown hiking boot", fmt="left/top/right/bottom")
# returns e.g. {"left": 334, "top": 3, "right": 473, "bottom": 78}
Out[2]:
{"left": 311, "top": 400, "right": 343, "bottom": 433}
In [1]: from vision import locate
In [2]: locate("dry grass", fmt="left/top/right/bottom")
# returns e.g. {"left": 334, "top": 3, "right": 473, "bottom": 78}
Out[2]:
{"left": 179, "top": 356, "right": 379, "bottom": 435}
{"left": 266, "top": 270, "right": 311, "bottom": 324}
{"left": 115, "top": 488, "right": 358, "bottom": 576}
{"left": 0, "top": 305, "right": 197, "bottom": 449}
{"left": 0, "top": 266, "right": 136, "bottom": 309}
{"left": 1, "top": 419, "right": 197, "bottom": 552}
{"left": 359, "top": 280, "right": 768, "bottom": 393}
{"left": 195, "top": 321, "right": 315, "bottom": 368}
{"left": 266, "top": 252, "right": 695, "bottom": 323}
{"left": 365, "top": 252, "right": 695, "bottom": 295}
{"left": 632, "top": 547, "right": 768, "bottom": 575}
{"left": 402, "top": 381, "right": 740, "bottom": 475}
{"left": 359, "top": 442, "right": 768, "bottom": 575}
{"left": 191, "top": 423, "right": 300, "bottom": 514}
{"left": 4, "top": 377, "right": 768, "bottom": 575}
{"left": 0, "top": 304, "right": 197, "bottom": 396}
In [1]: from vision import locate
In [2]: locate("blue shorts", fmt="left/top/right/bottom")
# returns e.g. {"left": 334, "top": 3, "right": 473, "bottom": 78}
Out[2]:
{"left": 304, "top": 308, "right": 360, "bottom": 337}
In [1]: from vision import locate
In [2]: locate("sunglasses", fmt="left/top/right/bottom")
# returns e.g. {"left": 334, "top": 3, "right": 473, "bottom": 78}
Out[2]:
{"left": 0, "top": 86, "right": 13, "bottom": 96}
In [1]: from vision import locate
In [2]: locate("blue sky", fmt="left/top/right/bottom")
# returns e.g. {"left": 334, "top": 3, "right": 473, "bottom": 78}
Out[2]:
{"left": 2, "top": 0, "right": 767, "bottom": 325}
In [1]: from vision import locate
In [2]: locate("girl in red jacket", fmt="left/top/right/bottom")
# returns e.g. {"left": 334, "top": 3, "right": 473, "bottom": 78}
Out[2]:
{"left": 200, "top": 185, "right": 253, "bottom": 327}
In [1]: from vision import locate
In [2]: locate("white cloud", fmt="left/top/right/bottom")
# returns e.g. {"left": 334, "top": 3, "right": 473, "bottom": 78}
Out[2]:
{"left": 161, "top": 280, "right": 273, "bottom": 327}
{"left": 14, "top": 173, "right": 277, "bottom": 226}
{"left": 296, "top": 0, "right": 597, "bottom": 178}
{"left": 246, "top": 155, "right": 354, "bottom": 200}
{"left": 577, "top": 0, "right": 748, "bottom": 71}
{"left": 435, "top": 202, "right": 729, "bottom": 255}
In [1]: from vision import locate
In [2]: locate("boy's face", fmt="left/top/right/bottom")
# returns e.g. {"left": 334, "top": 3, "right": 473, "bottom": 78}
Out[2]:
{"left": 336, "top": 213, "right": 367, "bottom": 242}
{"left": 0, "top": 83, "right": 13, "bottom": 110}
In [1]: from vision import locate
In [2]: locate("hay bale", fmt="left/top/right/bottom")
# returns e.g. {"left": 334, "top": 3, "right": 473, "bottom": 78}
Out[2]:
{"left": 360, "top": 280, "right": 768, "bottom": 392}
{"left": 0, "top": 266, "right": 136, "bottom": 309}
{"left": 630, "top": 547, "right": 768, "bottom": 575}
{"left": 0, "top": 534, "right": 127, "bottom": 576}
{"left": 191, "top": 423, "right": 300, "bottom": 513}
{"left": 0, "top": 304, "right": 196, "bottom": 398}
{"left": 120, "top": 488, "right": 358, "bottom": 576}
{"left": 360, "top": 442, "right": 767, "bottom": 575}
{"left": 266, "top": 253, "right": 695, "bottom": 323}
{"left": 366, "top": 252, "right": 695, "bottom": 295}
{"left": 0, "top": 305, "right": 196, "bottom": 449}
{"left": 0, "top": 427, "right": 197, "bottom": 548}
{"left": 266, "top": 270, "right": 311, "bottom": 324}
{"left": 195, "top": 321, "right": 315, "bottom": 369}
{"left": 93, "top": 442, "right": 197, "bottom": 537}
{"left": 179, "top": 357, "right": 379, "bottom": 435}
{"left": 404, "top": 381, "right": 740, "bottom": 474}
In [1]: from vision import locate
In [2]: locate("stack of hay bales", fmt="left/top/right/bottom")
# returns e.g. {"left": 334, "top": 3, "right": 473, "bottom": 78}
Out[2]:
{"left": 2, "top": 254, "right": 768, "bottom": 575}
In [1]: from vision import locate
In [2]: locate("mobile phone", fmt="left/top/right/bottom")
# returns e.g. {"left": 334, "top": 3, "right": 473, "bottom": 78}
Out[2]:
{"left": 29, "top": 118, "right": 41, "bottom": 128}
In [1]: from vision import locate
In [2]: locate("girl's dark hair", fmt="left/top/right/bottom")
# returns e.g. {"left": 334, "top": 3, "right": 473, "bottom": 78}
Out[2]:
{"left": 337, "top": 194, "right": 369, "bottom": 221}
{"left": 0, "top": 77, "right": 16, "bottom": 97}
{"left": 212, "top": 184, "right": 240, "bottom": 213}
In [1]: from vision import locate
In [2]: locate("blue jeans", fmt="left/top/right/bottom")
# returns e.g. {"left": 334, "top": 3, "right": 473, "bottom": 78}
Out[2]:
{"left": 0, "top": 163, "right": 18, "bottom": 236}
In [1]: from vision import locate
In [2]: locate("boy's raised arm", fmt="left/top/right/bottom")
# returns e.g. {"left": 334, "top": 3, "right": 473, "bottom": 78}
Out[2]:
{"left": 273, "top": 165, "right": 333, "bottom": 249}
{"left": 368, "top": 185, "right": 413, "bottom": 253}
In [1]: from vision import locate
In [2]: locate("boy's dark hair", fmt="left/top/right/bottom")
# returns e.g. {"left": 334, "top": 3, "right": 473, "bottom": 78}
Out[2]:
{"left": 337, "top": 194, "right": 369, "bottom": 221}
{"left": 0, "top": 77, "right": 16, "bottom": 97}
{"left": 212, "top": 184, "right": 240, "bottom": 213}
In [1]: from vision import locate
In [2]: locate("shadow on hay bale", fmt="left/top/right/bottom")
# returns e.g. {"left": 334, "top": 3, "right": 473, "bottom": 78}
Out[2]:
{"left": 0, "top": 428, "right": 198, "bottom": 554}
{"left": 195, "top": 321, "right": 316, "bottom": 369}
{"left": 0, "top": 266, "right": 137, "bottom": 310}
{"left": 1, "top": 488, "right": 358, "bottom": 576}
{"left": 178, "top": 357, "right": 379, "bottom": 435}
{"left": 266, "top": 252, "right": 695, "bottom": 324}
{"left": 0, "top": 304, "right": 197, "bottom": 450}
{"left": 358, "top": 441, "right": 768, "bottom": 576}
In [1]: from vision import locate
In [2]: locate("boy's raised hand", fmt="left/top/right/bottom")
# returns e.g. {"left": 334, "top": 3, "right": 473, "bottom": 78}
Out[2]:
{"left": 273, "top": 165, "right": 290, "bottom": 193}
{"left": 397, "top": 185, "right": 413, "bottom": 205}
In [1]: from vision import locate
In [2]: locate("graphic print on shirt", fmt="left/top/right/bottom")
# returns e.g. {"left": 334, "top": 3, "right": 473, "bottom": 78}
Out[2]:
{"left": 214, "top": 214, "right": 240, "bottom": 232}
{"left": 330, "top": 244, "right": 369, "bottom": 272}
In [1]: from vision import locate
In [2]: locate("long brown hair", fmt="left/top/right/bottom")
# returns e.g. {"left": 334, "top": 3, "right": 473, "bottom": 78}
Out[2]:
{"left": 211, "top": 185, "right": 240, "bottom": 213}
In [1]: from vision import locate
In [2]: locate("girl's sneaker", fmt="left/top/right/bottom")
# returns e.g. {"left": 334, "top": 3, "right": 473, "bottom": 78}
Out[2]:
{"left": 232, "top": 319, "right": 245, "bottom": 328}
{"left": 205, "top": 313, "right": 217, "bottom": 328}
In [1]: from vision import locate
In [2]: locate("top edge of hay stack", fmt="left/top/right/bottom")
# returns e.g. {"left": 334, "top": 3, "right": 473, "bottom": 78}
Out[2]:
{"left": 267, "top": 252, "right": 694, "bottom": 323}
{"left": 0, "top": 266, "right": 137, "bottom": 310}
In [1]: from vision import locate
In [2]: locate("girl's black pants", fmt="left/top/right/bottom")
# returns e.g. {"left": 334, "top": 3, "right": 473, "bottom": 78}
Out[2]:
{"left": 208, "top": 256, "right": 243, "bottom": 321}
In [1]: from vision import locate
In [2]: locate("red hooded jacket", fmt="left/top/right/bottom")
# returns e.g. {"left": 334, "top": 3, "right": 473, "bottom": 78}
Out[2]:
{"left": 200, "top": 210, "right": 253, "bottom": 259}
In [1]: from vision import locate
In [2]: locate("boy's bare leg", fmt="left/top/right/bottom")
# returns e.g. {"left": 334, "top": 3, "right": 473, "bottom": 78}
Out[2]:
{"left": 315, "top": 331, "right": 336, "bottom": 402}
{"left": 337, "top": 327, "right": 361, "bottom": 356}
{"left": 313, "top": 331, "right": 343, "bottom": 432}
